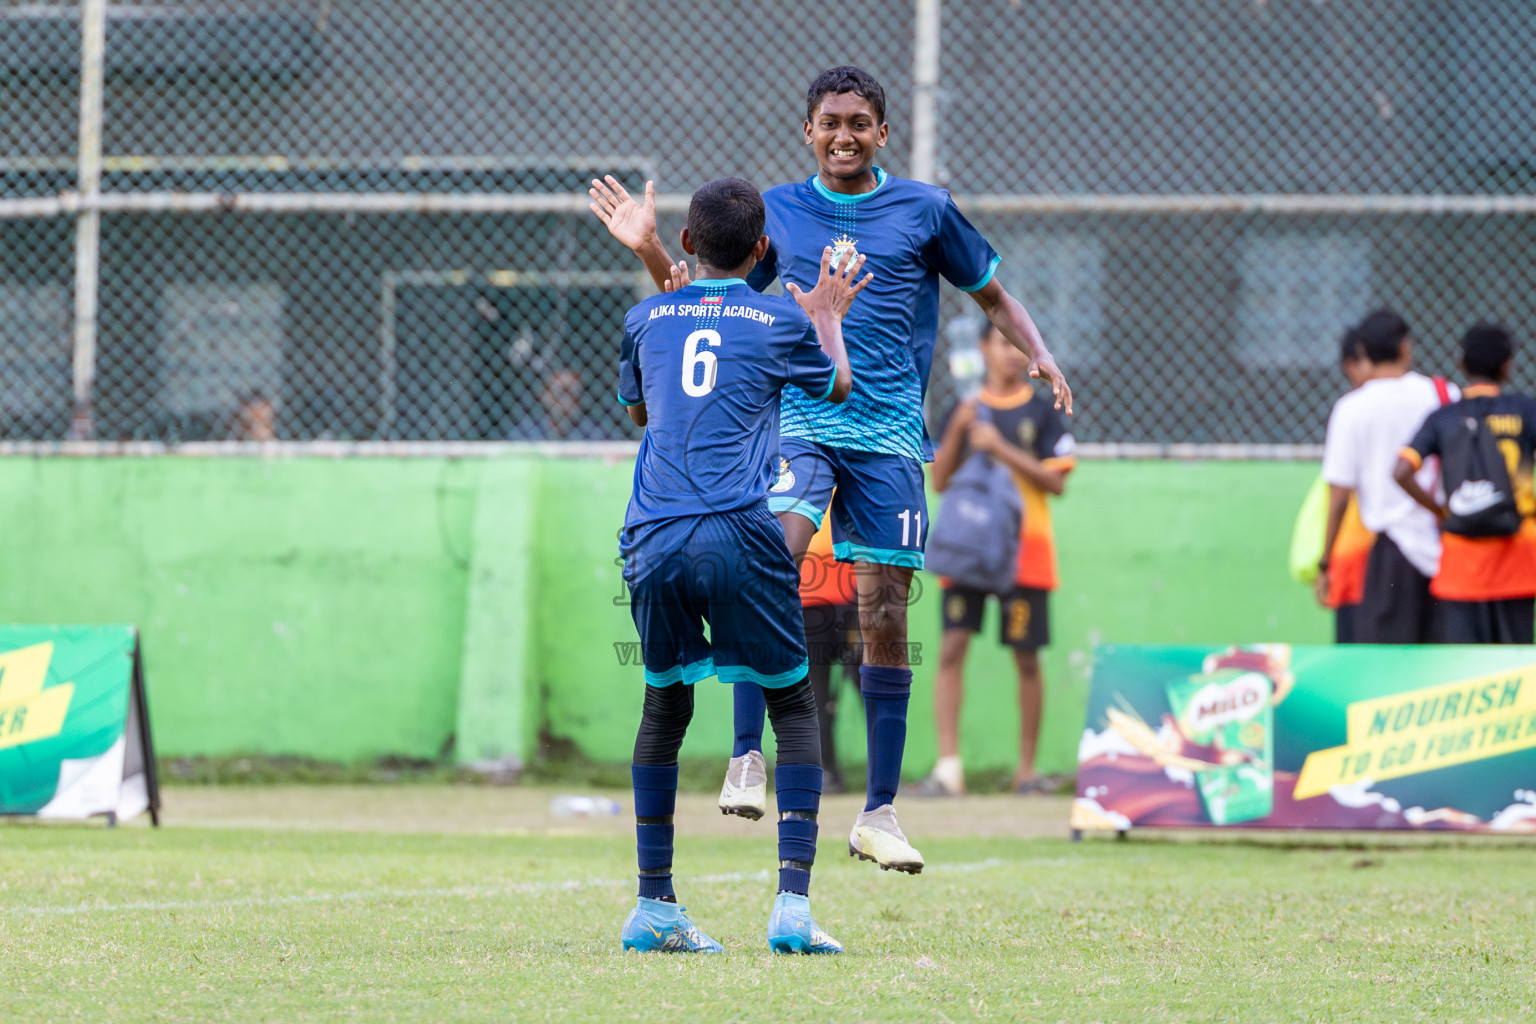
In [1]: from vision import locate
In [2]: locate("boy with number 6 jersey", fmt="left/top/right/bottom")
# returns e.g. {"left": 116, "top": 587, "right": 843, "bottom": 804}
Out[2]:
{"left": 617, "top": 177, "right": 868, "bottom": 954}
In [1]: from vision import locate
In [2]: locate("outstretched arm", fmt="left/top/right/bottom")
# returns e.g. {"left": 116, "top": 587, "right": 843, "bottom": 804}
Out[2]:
{"left": 784, "top": 246, "right": 872, "bottom": 404}
{"left": 588, "top": 176, "right": 675, "bottom": 291}
{"left": 967, "top": 279, "right": 1073, "bottom": 415}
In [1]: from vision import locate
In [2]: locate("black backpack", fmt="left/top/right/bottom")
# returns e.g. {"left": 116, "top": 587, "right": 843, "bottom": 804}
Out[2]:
{"left": 1441, "top": 404, "right": 1522, "bottom": 538}
{"left": 924, "top": 406, "right": 1024, "bottom": 595}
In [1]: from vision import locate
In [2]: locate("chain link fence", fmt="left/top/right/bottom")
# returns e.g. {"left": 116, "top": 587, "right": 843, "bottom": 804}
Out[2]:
{"left": 1, "top": 0, "right": 1534, "bottom": 446}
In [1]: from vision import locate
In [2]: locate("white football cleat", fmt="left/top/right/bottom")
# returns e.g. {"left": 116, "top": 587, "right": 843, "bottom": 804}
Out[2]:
{"left": 848, "top": 803, "right": 924, "bottom": 874}
{"left": 717, "top": 750, "right": 767, "bottom": 821}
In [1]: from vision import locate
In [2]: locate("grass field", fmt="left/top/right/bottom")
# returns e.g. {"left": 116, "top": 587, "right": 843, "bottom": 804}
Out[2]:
{"left": 3, "top": 787, "right": 1534, "bottom": 1023}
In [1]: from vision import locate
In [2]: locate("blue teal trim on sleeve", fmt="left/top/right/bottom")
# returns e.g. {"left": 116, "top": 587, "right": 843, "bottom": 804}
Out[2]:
{"left": 814, "top": 371, "right": 837, "bottom": 402}
{"left": 811, "top": 166, "right": 887, "bottom": 205}
{"left": 767, "top": 496, "right": 826, "bottom": 529}
{"left": 959, "top": 255, "right": 1002, "bottom": 293}
{"left": 644, "top": 657, "right": 717, "bottom": 687}
{"left": 718, "top": 658, "right": 811, "bottom": 689}
{"left": 616, "top": 390, "right": 643, "bottom": 407}
{"left": 832, "top": 541, "right": 924, "bottom": 569}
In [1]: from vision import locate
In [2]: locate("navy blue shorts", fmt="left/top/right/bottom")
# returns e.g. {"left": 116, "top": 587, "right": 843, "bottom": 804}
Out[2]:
{"left": 623, "top": 505, "right": 809, "bottom": 689}
{"left": 766, "top": 435, "right": 928, "bottom": 568}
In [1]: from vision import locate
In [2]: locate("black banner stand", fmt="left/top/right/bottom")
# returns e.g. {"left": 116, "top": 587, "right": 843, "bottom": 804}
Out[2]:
{"left": 113, "top": 633, "right": 161, "bottom": 827}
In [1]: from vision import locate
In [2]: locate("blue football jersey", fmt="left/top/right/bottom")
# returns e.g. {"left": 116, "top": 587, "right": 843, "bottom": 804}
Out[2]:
{"left": 618, "top": 278, "right": 837, "bottom": 532}
{"left": 747, "top": 169, "right": 1000, "bottom": 461}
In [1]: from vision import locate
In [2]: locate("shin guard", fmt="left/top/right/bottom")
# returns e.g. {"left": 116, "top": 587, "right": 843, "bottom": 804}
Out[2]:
{"left": 860, "top": 665, "right": 912, "bottom": 811}
{"left": 774, "top": 763, "right": 823, "bottom": 895}
{"left": 631, "top": 763, "right": 678, "bottom": 901}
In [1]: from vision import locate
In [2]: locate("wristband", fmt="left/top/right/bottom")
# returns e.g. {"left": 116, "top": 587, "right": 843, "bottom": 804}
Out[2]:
{"left": 1316, "top": 559, "right": 1331, "bottom": 572}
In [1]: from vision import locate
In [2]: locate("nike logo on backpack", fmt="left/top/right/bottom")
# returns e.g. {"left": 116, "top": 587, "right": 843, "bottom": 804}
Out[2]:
{"left": 1448, "top": 479, "right": 1505, "bottom": 517}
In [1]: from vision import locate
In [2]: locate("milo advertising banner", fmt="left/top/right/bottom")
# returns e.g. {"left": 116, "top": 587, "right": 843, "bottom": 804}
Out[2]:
{"left": 0, "top": 626, "right": 159, "bottom": 825}
{"left": 1074, "top": 644, "right": 1536, "bottom": 834}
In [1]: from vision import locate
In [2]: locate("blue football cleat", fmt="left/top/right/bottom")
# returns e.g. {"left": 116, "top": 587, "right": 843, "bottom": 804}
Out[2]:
{"left": 620, "top": 897, "right": 724, "bottom": 953}
{"left": 767, "top": 892, "right": 843, "bottom": 954}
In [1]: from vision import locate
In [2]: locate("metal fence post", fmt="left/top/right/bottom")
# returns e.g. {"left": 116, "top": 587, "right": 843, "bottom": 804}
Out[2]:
{"left": 910, "top": 0, "right": 942, "bottom": 185}
{"left": 70, "top": 0, "right": 107, "bottom": 440}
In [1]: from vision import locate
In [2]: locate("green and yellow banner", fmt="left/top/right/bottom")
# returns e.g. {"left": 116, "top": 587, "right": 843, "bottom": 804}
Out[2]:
{"left": 1074, "top": 644, "right": 1536, "bottom": 833}
{"left": 0, "top": 626, "right": 158, "bottom": 823}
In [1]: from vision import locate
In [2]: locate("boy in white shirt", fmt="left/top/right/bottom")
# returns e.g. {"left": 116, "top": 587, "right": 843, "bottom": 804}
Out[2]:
{"left": 1319, "top": 310, "right": 1455, "bottom": 643}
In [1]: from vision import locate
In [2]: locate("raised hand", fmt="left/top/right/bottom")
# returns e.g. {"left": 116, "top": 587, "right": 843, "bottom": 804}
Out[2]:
{"left": 785, "top": 246, "right": 873, "bottom": 321}
{"left": 1028, "top": 351, "right": 1074, "bottom": 415}
{"left": 662, "top": 260, "right": 692, "bottom": 293}
{"left": 588, "top": 175, "right": 658, "bottom": 253}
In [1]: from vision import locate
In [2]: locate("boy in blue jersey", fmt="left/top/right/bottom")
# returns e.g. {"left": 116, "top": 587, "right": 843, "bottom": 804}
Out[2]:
{"left": 617, "top": 177, "right": 869, "bottom": 954}
{"left": 592, "top": 66, "right": 1072, "bottom": 875}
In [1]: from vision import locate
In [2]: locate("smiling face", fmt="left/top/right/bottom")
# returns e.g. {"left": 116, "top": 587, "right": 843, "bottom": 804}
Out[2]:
{"left": 804, "top": 91, "right": 888, "bottom": 188}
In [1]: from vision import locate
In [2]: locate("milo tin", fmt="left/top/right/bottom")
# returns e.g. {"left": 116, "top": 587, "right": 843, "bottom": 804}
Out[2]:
{"left": 1166, "top": 668, "right": 1274, "bottom": 825}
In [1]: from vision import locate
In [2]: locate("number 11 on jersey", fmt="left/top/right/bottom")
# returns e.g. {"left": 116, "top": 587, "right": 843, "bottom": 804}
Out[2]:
{"left": 898, "top": 508, "right": 922, "bottom": 546}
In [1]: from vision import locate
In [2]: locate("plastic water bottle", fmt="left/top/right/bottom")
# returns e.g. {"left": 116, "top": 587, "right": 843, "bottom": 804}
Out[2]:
{"left": 945, "top": 315, "right": 987, "bottom": 396}
{"left": 549, "top": 794, "right": 623, "bottom": 818}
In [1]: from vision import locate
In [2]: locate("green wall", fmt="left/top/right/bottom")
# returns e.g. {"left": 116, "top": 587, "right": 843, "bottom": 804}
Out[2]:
{"left": 531, "top": 458, "right": 1331, "bottom": 777}
{"left": 0, "top": 456, "right": 1329, "bottom": 777}
{"left": 0, "top": 458, "right": 480, "bottom": 762}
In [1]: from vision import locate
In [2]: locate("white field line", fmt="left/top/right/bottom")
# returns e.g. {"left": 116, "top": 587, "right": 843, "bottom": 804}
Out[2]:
{"left": 8, "top": 857, "right": 1050, "bottom": 919}
{"left": 7, "top": 869, "right": 766, "bottom": 919}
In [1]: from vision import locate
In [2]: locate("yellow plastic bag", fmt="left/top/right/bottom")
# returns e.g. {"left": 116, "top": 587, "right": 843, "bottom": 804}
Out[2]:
{"left": 1289, "top": 475, "right": 1327, "bottom": 584}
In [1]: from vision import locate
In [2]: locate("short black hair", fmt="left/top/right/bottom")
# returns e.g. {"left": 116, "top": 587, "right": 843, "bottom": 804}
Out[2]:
{"left": 806, "top": 66, "right": 886, "bottom": 124}
{"left": 686, "top": 177, "right": 765, "bottom": 272}
{"left": 1354, "top": 309, "right": 1411, "bottom": 364}
{"left": 1339, "top": 328, "right": 1364, "bottom": 364}
{"left": 1461, "top": 321, "right": 1515, "bottom": 380}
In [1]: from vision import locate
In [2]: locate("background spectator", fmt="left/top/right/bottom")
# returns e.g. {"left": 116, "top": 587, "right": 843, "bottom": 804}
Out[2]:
{"left": 507, "top": 367, "right": 610, "bottom": 440}
{"left": 1395, "top": 323, "right": 1536, "bottom": 643}
{"left": 1320, "top": 309, "right": 1456, "bottom": 643}
{"left": 1314, "top": 331, "right": 1376, "bottom": 643}
{"left": 915, "top": 322, "right": 1075, "bottom": 796}
{"left": 231, "top": 392, "right": 277, "bottom": 441}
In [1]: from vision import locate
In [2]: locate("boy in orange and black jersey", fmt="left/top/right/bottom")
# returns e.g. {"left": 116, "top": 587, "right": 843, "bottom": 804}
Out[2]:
{"left": 915, "top": 323, "right": 1075, "bottom": 796}
{"left": 1394, "top": 323, "right": 1536, "bottom": 644}
{"left": 797, "top": 513, "right": 861, "bottom": 794}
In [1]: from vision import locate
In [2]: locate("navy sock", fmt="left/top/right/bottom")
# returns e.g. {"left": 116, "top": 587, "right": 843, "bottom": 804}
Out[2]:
{"left": 732, "top": 683, "right": 766, "bottom": 757}
{"left": 631, "top": 764, "right": 678, "bottom": 901}
{"left": 774, "top": 763, "right": 822, "bottom": 895}
{"left": 860, "top": 665, "right": 911, "bottom": 811}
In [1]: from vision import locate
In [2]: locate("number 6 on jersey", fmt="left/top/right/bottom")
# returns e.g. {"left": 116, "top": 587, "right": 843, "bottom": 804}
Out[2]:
{"left": 682, "top": 328, "right": 722, "bottom": 397}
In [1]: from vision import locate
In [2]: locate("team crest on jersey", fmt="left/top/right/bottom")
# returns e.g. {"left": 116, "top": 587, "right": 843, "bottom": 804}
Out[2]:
{"left": 829, "top": 234, "right": 860, "bottom": 271}
{"left": 770, "top": 457, "right": 795, "bottom": 493}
